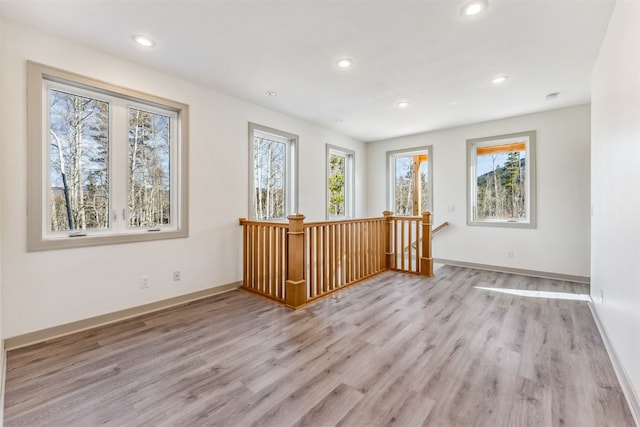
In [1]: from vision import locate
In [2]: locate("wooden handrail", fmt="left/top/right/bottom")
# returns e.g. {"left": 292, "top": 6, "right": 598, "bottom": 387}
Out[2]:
{"left": 403, "top": 221, "right": 450, "bottom": 253}
{"left": 433, "top": 221, "right": 450, "bottom": 235}
{"left": 238, "top": 218, "right": 288, "bottom": 226}
{"left": 304, "top": 216, "right": 389, "bottom": 227}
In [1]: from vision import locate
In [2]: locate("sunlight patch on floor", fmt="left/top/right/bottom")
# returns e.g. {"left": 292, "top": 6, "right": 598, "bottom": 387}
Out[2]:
{"left": 474, "top": 286, "right": 590, "bottom": 301}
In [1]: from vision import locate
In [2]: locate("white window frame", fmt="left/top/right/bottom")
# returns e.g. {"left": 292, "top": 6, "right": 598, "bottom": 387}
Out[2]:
{"left": 467, "top": 130, "right": 536, "bottom": 228}
{"left": 387, "top": 146, "right": 433, "bottom": 216}
{"left": 326, "top": 144, "right": 355, "bottom": 219}
{"left": 248, "top": 123, "right": 298, "bottom": 221}
{"left": 27, "top": 61, "right": 189, "bottom": 251}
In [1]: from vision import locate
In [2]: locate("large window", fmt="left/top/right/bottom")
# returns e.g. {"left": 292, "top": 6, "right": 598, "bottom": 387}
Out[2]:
{"left": 327, "top": 145, "right": 354, "bottom": 219}
{"left": 387, "top": 147, "right": 432, "bottom": 216}
{"left": 467, "top": 130, "right": 536, "bottom": 228}
{"left": 249, "top": 123, "right": 298, "bottom": 221}
{"left": 27, "top": 62, "right": 189, "bottom": 251}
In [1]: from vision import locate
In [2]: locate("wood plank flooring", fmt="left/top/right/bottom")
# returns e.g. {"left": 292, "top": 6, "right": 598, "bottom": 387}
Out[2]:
{"left": 3, "top": 266, "right": 636, "bottom": 426}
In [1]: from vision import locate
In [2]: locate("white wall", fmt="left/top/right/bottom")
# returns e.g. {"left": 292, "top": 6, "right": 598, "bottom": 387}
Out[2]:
{"left": 0, "top": 19, "right": 366, "bottom": 338}
{"left": 591, "top": 0, "right": 640, "bottom": 407}
{"left": 367, "top": 105, "right": 591, "bottom": 277}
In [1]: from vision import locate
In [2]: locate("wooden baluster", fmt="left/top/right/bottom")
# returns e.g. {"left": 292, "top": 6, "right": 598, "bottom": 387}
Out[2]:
{"left": 400, "top": 218, "right": 405, "bottom": 271}
{"left": 239, "top": 219, "right": 247, "bottom": 288}
{"left": 269, "top": 226, "right": 276, "bottom": 298}
{"left": 329, "top": 224, "right": 335, "bottom": 291}
{"left": 319, "top": 226, "right": 324, "bottom": 294}
{"left": 252, "top": 224, "right": 258, "bottom": 291}
{"left": 285, "top": 214, "right": 307, "bottom": 308}
{"left": 326, "top": 225, "right": 330, "bottom": 291}
{"left": 416, "top": 219, "right": 421, "bottom": 273}
{"left": 340, "top": 223, "right": 345, "bottom": 284}
{"left": 379, "top": 219, "right": 384, "bottom": 272}
{"left": 421, "top": 211, "right": 433, "bottom": 277}
{"left": 308, "top": 226, "right": 315, "bottom": 298}
{"left": 349, "top": 223, "right": 352, "bottom": 281}
{"left": 365, "top": 221, "right": 369, "bottom": 276}
{"left": 358, "top": 222, "right": 363, "bottom": 279}
{"left": 383, "top": 211, "right": 394, "bottom": 270}
{"left": 368, "top": 221, "right": 371, "bottom": 275}
{"left": 378, "top": 220, "right": 386, "bottom": 271}
{"left": 307, "top": 227, "right": 312, "bottom": 299}
{"left": 408, "top": 219, "right": 413, "bottom": 273}
{"left": 282, "top": 226, "right": 287, "bottom": 299}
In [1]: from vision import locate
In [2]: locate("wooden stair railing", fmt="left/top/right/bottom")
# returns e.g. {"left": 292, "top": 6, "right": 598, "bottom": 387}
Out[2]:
{"left": 239, "top": 212, "right": 438, "bottom": 309}
{"left": 403, "top": 221, "right": 450, "bottom": 252}
{"left": 433, "top": 221, "right": 450, "bottom": 235}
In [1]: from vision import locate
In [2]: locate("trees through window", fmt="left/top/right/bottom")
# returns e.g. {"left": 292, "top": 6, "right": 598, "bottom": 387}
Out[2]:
{"left": 49, "top": 89, "right": 110, "bottom": 232}
{"left": 388, "top": 147, "right": 432, "bottom": 216}
{"left": 249, "top": 123, "right": 298, "bottom": 221}
{"left": 467, "top": 131, "right": 536, "bottom": 227}
{"left": 28, "top": 62, "right": 188, "bottom": 250}
{"left": 327, "top": 145, "right": 354, "bottom": 219}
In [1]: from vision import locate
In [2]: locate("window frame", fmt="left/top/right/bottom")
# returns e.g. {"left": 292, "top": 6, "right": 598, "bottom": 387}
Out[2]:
{"left": 386, "top": 146, "right": 433, "bottom": 216}
{"left": 466, "top": 130, "right": 536, "bottom": 228}
{"left": 27, "top": 61, "right": 189, "bottom": 251}
{"left": 248, "top": 122, "right": 298, "bottom": 221}
{"left": 326, "top": 144, "right": 355, "bottom": 220}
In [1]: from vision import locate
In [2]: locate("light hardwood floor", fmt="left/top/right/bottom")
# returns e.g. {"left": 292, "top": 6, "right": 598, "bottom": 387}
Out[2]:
{"left": 3, "top": 266, "right": 636, "bottom": 426}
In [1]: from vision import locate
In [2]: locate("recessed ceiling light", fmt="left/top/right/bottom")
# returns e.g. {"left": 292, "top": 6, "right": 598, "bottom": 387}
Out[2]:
{"left": 397, "top": 101, "right": 410, "bottom": 108}
{"left": 336, "top": 58, "right": 354, "bottom": 69}
{"left": 461, "top": 0, "right": 488, "bottom": 16}
{"left": 266, "top": 90, "right": 278, "bottom": 97}
{"left": 132, "top": 34, "right": 156, "bottom": 48}
{"left": 546, "top": 92, "right": 560, "bottom": 100}
{"left": 491, "top": 75, "right": 509, "bottom": 84}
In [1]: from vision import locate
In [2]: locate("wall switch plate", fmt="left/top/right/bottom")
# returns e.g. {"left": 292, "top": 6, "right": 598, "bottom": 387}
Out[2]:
{"left": 140, "top": 275, "right": 150, "bottom": 289}
{"left": 173, "top": 271, "right": 181, "bottom": 281}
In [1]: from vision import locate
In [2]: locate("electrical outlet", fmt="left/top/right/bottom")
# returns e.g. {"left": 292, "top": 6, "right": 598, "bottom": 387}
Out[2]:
{"left": 140, "top": 275, "right": 150, "bottom": 289}
{"left": 173, "top": 271, "right": 181, "bottom": 281}
{"left": 506, "top": 250, "right": 514, "bottom": 258}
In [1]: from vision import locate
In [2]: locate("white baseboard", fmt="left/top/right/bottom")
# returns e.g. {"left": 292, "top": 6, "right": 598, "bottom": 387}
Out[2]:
{"left": 434, "top": 258, "right": 590, "bottom": 284}
{"left": 588, "top": 301, "right": 640, "bottom": 426}
{"left": 4, "top": 281, "right": 241, "bottom": 351}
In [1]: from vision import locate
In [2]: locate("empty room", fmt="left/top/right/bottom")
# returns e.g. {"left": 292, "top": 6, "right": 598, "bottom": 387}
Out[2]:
{"left": 0, "top": 0, "right": 639, "bottom": 426}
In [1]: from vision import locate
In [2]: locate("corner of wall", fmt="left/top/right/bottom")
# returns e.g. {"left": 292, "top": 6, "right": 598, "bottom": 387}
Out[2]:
{"left": 0, "top": 14, "right": 6, "bottom": 426}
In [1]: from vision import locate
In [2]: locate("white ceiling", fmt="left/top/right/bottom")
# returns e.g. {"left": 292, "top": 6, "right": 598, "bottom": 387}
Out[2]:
{"left": 0, "top": 0, "right": 614, "bottom": 142}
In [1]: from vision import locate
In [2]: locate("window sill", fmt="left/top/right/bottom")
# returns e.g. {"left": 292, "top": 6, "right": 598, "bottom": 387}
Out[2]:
{"left": 467, "top": 219, "right": 536, "bottom": 229}
{"left": 28, "top": 228, "right": 188, "bottom": 252}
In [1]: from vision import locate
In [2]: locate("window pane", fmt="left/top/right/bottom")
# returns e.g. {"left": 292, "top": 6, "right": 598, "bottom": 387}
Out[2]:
{"left": 49, "top": 89, "right": 109, "bottom": 232}
{"left": 128, "top": 108, "right": 171, "bottom": 227}
{"left": 474, "top": 147, "right": 526, "bottom": 220}
{"left": 328, "top": 153, "right": 346, "bottom": 216}
{"left": 420, "top": 159, "right": 429, "bottom": 213}
{"left": 253, "top": 136, "right": 286, "bottom": 220}
{"left": 394, "top": 156, "right": 414, "bottom": 216}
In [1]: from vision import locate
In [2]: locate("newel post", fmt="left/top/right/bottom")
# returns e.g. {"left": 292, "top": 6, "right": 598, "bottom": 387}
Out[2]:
{"left": 383, "top": 211, "right": 395, "bottom": 270}
{"left": 421, "top": 211, "right": 434, "bottom": 277}
{"left": 285, "top": 214, "right": 307, "bottom": 309}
